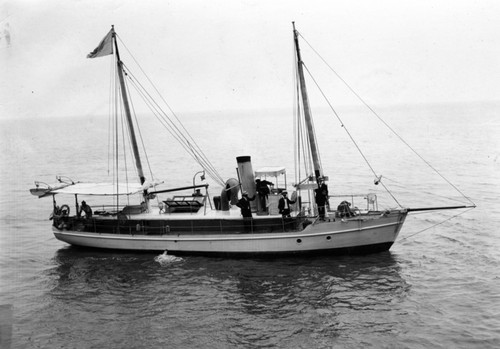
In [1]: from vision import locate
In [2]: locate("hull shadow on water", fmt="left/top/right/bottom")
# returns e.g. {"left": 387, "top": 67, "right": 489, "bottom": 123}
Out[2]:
{"left": 29, "top": 246, "right": 414, "bottom": 347}
{"left": 48, "top": 245, "right": 410, "bottom": 312}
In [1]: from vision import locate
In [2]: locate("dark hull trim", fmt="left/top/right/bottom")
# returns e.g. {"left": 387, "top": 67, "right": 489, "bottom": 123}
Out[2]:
{"left": 64, "top": 241, "right": 394, "bottom": 258}
{"left": 166, "top": 241, "right": 394, "bottom": 258}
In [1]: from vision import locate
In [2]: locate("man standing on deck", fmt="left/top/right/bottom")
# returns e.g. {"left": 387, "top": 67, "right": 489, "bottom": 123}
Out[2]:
{"left": 236, "top": 191, "right": 255, "bottom": 233}
{"left": 315, "top": 186, "right": 327, "bottom": 221}
{"left": 236, "top": 191, "right": 255, "bottom": 218}
{"left": 278, "top": 191, "right": 295, "bottom": 218}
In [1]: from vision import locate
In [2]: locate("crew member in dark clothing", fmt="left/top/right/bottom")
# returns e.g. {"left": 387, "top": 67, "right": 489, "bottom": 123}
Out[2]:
{"left": 192, "top": 189, "right": 203, "bottom": 197}
{"left": 278, "top": 191, "right": 296, "bottom": 218}
{"left": 319, "top": 181, "right": 330, "bottom": 210}
{"left": 315, "top": 186, "right": 328, "bottom": 221}
{"left": 79, "top": 200, "right": 93, "bottom": 218}
{"left": 236, "top": 191, "right": 255, "bottom": 232}
{"left": 255, "top": 178, "right": 273, "bottom": 212}
{"left": 236, "top": 191, "right": 255, "bottom": 218}
{"left": 337, "top": 201, "right": 354, "bottom": 218}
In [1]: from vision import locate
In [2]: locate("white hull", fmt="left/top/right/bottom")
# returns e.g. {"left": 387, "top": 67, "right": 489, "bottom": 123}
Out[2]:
{"left": 31, "top": 26, "right": 472, "bottom": 258}
{"left": 53, "top": 211, "right": 407, "bottom": 256}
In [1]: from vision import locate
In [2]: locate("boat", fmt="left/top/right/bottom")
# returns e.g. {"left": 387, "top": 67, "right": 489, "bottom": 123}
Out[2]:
{"left": 29, "top": 24, "right": 475, "bottom": 256}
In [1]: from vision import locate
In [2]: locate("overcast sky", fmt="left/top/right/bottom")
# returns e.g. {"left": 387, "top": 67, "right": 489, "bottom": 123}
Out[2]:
{"left": 1, "top": 0, "right": 499, "bottom": 119}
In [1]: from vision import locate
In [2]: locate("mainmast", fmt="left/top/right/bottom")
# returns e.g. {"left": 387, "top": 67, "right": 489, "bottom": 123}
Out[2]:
{"left": 293, "top": 22, "right": 323, "bottom": 184}
{"left": 111, "top": 26, "right": 146, "bottom": 185}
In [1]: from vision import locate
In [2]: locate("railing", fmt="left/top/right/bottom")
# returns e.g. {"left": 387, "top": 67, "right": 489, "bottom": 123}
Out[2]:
{"left": 329, "top": 193, "right": 378, "bottom": 211}
{"left": 59, "top": 215, "right": 307, "bottom": 236}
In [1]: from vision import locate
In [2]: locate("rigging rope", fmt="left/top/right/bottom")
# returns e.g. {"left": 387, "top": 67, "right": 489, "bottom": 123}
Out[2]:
{"left": 117, "top": 81, "right": 134, "bottom": 207}
{"left": 123, "top": 67, "right": 225, "bottom": 187}
{"left": 398, "top": 207, "right": 475, "bottom": 242}
{"left": 116, "top": 35, "right": 225, "bottom": 187}
{"left": 301, "top": 62, "right": 403, "bottom": 207}
{"left": 293, "top": 43, "right": 300, "bottom": 185}
{"left": 298, "top": 32, "right": 475, "bottom": 207}
{"left": 293, "top": 46, "right": 315, "bottom": 185}
{"left": 119, "top": 96, "right": 131, "bottom": 198}
{"left": 114, "top": 69, "right": 120, "bottom": 208}
{"left": 107, "top": 55, "right": 115, "bottom": 177}
{"left": 123, "top": 70, "right": 223, "bottom": 185}
{"left": 124, "top": 75, "right": 154, "bottom": 180}
{"left": 124, "top": 72, "right": 162, "bottom": 206}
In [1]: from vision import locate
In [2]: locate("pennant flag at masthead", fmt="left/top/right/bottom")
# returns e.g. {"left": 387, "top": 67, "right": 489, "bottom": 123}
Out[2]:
{"left": 87, "top": 29, "right": 114, "bottom": 58}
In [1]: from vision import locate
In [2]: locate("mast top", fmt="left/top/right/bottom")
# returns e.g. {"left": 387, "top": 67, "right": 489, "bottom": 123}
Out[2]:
{"left": 292, "top": 22, "right": 324, "bottom": 184}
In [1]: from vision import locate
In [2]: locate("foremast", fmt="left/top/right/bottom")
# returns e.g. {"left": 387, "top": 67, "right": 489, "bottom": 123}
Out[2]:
{"left": 111, "top": 26, "right": 146, "bottom": 186}
{"left": 293, "top": 22, "right": 323, "bottom": 185}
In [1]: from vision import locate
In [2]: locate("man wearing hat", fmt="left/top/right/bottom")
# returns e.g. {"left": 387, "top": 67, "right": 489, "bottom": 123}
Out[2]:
{"left": 278, "top": 191, "right": 295, "bottom": 218}
{"left": 315, "top": 185, "right": 328, "bottom": 221}
{"left": 236, "top": 191, "right": 255, "bottom": 233}
{"left": 236, "top": 191, "right": 255, "bottom": 218}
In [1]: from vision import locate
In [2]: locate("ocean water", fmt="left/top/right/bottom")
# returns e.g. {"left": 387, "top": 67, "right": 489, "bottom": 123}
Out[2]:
{"left": 1, "top": 102, "right": 499, "bottom": 348}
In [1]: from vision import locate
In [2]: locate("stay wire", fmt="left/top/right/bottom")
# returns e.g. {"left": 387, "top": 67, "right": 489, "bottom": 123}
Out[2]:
{"left": 124, "top": 76, "right": 195, "bottom": 160}
{"left": 302, "top": 62, "right": 402, "bottom": 207}
{"left": 293, "top": 43, "right": 299, "bottom": 185}
{"left": 298, "top": 32, "right": 475, "bottom": 207}
{"left": 128, "top": 71, "right": 224, "bottom": 186}
{"left": 298, "top": 101, "right": 314, "bottom": 179}
{"left": 398, "top": 207, "right": 475, "bottom": 242}
{"left": 114, "top": 70, "right": 120, "bottom": 207}
{"left": 123, "top": 74, "right": 155, "bottom": 182}
{"left": 117, "top": 35, "right": 225, "bottom": 186}
{"left": 124, "top": 77, "right": 163, "bottom": 205}
{"left": 116, "top": 79, "right": 136, "bottom": 206}
{"left": 124, "top": 70, "right": 224, "bottom": 186}
{"left": 118, "top": 38, "right": 209, "bottom": 169}
{"left": 122, "top": 63, "right": 225, "bottom": 186}
{"left": 119, "top": 94, "right": 132, "bottom": 196}
{"left": 114, "top": 70, "right": 120, "bottom": 208}
{"left": 107, "top": 54, "right": 115, "bottom": 177}
{"left": 293, "top": 50, "right": 314, "bottom": 183}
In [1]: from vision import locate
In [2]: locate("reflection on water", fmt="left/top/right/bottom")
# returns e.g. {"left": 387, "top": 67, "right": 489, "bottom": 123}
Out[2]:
{"left": 42, "top": 247, "right": 409, "bottom": 348}
{"left": 4, "top": 104, "right": 499, "bottom": 348}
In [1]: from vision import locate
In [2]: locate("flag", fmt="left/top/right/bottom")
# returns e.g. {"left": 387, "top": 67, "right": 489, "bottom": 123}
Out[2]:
{"left": 87, "top": 29, "right": 113, "bottom": 59}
